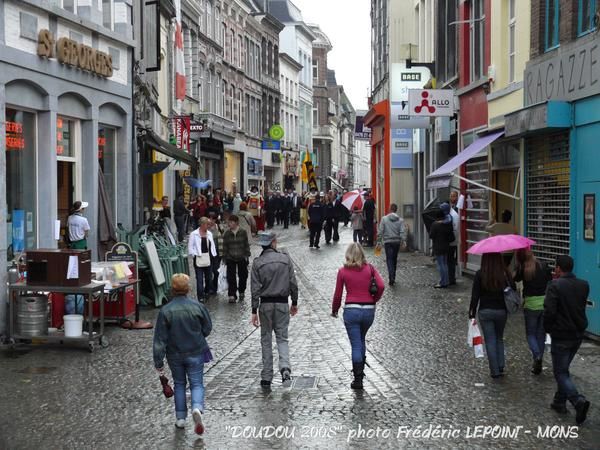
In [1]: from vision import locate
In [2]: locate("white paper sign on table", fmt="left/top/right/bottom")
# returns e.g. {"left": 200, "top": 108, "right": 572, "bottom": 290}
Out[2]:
{"left": 67, "top": 255, "right": 79, "bottom": 279}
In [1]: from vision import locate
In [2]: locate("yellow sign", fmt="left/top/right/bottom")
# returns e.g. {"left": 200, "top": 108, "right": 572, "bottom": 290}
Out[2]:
{"left": 37, "top": 29, "right": 113, "bottom": 78}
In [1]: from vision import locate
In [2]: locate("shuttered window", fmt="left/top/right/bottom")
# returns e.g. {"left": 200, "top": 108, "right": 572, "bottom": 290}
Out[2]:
{"left": 526, "top": 133, "right": 570, "bottom": 265}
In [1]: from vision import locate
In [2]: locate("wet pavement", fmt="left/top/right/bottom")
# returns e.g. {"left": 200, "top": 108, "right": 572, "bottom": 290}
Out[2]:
{"left": 1, "top": 225, "right": 599, "bottom": 449}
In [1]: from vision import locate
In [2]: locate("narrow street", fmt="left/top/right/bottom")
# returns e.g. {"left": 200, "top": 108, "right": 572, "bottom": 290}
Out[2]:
{"left": 1, "top": 226, "right": 599, "bottom": 449}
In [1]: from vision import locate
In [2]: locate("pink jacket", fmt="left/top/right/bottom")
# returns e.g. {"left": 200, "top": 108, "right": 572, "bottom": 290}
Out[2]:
{"left": 332, "top": 264, "right": 385, "bottom": 314}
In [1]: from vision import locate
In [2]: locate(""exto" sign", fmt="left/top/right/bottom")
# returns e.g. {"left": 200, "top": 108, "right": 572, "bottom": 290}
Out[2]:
{"left": 408, "top": 89, "right": 455, "bottom": 117}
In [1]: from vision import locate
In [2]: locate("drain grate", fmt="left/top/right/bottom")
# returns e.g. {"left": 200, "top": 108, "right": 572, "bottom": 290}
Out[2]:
{"left": 290, "top": 376, "right": 318, "bottom": 389}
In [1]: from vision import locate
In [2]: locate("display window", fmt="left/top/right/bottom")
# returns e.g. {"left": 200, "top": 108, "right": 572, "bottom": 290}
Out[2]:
{"left": 5, "top": 108, "right": 37, "bottom": 258}
{"left": 98, "top": 125, "right": 117, "bottom": 218}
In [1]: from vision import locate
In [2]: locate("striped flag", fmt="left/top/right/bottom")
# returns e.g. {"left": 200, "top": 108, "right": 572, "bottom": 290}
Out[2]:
{"left": 174, "top": 0, "right": 185, "bottom": 103}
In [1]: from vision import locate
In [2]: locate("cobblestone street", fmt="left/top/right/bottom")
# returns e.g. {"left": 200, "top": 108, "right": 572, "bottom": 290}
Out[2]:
{"left": 1, "top": 226, "right": 599, "bottom": 449}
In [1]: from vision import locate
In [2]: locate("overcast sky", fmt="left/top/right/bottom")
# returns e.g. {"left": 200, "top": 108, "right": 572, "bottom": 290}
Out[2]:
{"left": 293, "top": 0, "right": 371, "bottom": 112}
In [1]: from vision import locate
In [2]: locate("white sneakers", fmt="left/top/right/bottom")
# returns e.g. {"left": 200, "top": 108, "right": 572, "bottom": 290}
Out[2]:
{"left": 175, "top": 419, "right": 186, "bottom": 429}
{"left": 192, "top": 408, "right": 204, "bottom": 435}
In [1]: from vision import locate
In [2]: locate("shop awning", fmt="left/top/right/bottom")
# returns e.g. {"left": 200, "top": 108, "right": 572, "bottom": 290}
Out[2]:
{"left": 141, "top": 130, "right": 199, "bottom": 170}
{"left": 328, "top": 176, "right": 345, "bottom": 190}
{"left": 426, "top": 130, "right": 520, "bottom": 200}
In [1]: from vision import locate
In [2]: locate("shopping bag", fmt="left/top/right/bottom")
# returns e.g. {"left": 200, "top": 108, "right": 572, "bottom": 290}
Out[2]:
{"left": 467, "top": 319, "right": 485, "bottom": 358}
{"left": 545, "top": 334, "right": 552, "bottom": 346}
{"left": 374, "top": 245, "right": 382, "bottom": 257}
{"left": 217, "top": 263, "right": 228, "bottom": 293}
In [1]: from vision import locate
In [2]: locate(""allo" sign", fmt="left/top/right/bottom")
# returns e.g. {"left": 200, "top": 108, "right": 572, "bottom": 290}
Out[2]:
{"left": 408, "top": 89, "right": 455, "bottom": 117}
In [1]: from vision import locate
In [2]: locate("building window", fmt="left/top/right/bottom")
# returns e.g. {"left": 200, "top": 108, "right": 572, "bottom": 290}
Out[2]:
{"left": 98, "top": 126, "right": 117, "bottom": 218}
{"left": 5, "top": 108, "right": 37, "bottom": 255}
{"left": 578, "top": 0, "right": 596, "bottom": 35}
{"left": 313, "top": 106, "right": 318, "bottom": 126}
{"left": 63, "top": 0, "right": 76, "bottom": 13}
{"left": 469, "top": 0, "right": 484, "bottom": 83}
{"left": 312, "top": 59, "right": 318, "bottom": 81}
{"left": 545, "top": 0, "right": 559, "bottom": 50}
{"left": 102, "top": 0, "right": 113, "bottom": 29}
{"left": 508, "top": 0, "right": 516, "bottom": 82}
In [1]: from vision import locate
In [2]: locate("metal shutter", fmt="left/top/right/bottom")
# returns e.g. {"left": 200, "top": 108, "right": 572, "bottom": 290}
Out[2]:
{"left": 465, "top": 153, "right": 490, "bottom": 271}
{"left": 526, "top": 133, "right": 570, "bottom": 265}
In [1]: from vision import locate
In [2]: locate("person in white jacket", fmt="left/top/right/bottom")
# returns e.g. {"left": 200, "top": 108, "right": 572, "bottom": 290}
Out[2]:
{"left": 188, "top": 217, "right": 218, "bottom": 301}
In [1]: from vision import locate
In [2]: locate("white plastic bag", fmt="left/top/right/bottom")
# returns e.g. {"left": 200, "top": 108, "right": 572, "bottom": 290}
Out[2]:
{"left": 468, "top": 319, "right": 485, "bottom": 358}
{"left": 217, "top": 263, "right": 228, "bottom": 293}
{"left": 545, "top": 333, "right": 552, "bottom": 346}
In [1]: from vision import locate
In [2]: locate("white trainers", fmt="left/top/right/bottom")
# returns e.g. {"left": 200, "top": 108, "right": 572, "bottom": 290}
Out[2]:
{"left": 175, "top": 419, "right": 186, "bottom": 429}
{"left": 192, "top": 408, "right": 204, "bottom": 435}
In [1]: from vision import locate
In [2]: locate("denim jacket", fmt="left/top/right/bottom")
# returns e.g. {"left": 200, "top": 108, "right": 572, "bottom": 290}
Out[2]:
{"left": 153, "top": 296, "right": 212, "bottom": 368}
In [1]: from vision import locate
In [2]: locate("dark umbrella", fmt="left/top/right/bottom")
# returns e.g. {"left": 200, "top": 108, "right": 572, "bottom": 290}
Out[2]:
{"left": 422, "top": 202, "right": 441, "bottom": 233}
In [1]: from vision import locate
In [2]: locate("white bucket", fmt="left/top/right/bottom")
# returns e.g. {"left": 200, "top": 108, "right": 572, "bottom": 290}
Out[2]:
{"left": 63, "top": 314, "right": 84, "bottom": 337}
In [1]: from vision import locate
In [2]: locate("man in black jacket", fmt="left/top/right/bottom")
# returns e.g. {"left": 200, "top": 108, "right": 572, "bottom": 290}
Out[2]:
{"left": 308, "top": 195, "right": 325, "bottom": 249}
{"left": 363, "top": 192, "right": 376, "bottom": 247}
{"left": 323, "top": 191, "right": 341, "bottom": 244}
{"left": 429, "top": 209, "right": 454, "bottom": 288}
{"left": 544, "top": 255, "right": 590, "bottom": 424}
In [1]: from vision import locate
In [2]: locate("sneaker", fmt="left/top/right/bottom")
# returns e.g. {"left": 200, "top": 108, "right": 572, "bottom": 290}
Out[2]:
{"left": 550, "top": 402, "right": 568, "bottom": 414}
{"left": 260, "top": 380, "right": 272, "bottom": 387}
{"left": 281, "top": 368, "right": 291, "bottom": 385}
{"left": 433, "top": 284, "right": 447, "bottom": 289}
{"left": 575, "top": 400, "right": 590, "bottom": 425}
{"left": 228, "top": 296, "right": 236, "bottom": 303}
{"left": 175, "top": 419, "right": 186, "bottom": 429}
{"left": 192, "top": 408, "right": 204, "bottom": 435}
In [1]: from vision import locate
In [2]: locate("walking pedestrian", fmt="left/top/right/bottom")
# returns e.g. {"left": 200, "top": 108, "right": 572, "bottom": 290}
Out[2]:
{"left": 448, "top": 192, "right": 460, "bottom": 285}
{"left": 238, "top": 202, "right": 257, "bottom": 236}
{"left": 290, "top": 191, "right": 302, "bottom": 225}
{"left": 153, "top": 273, "right": 212, "bottom": 435}
{"left": 513, "top": 248, "right": 552, "bottom": 374}
{"left": 223, "top": 215, "right": 251, "bottom": 303}
{"left": 159, "top": 195, "right": 172, "bottom": 219}
{"left": 469, "top": 253, "right": 513, "bottom": 378}
{"left": 173, "top": 193, "right": 187, "bottom": 242}
{"left": 377, "top": 204, "right": 405, "bottom": 286}
{"left": 324, "top": 191, "right": 341, "bottom": 244}
{"left": 544, "top": 255, "right": 590, "bottom": 424}
{"left": 250, "top": 232, "right": 299, "bottom": 388}
{"left": 188, "top": 217, "right": 217, "bottom": 301}
{"left": 486, "top": 209, "right": 518, "bottom": 267}
{"left": 67, "top": 201, "right": 90, "bottom": 249}
{"left": 282, "top": 191, "right": 292, "bottom": 229}
{"left": 363, "top": 192, "right": 376, "bottom": 247}
{"left": 233, "top": 193, "right": 242, "bottom": 214}
{"left": 429, "top": 205, "right": 454, "bottom": 288}
{"left": 331, "top": 243, "right": 385, "bottom": 389}
{"left": 350, "top": 206, "right": 364, "bottom": 244}
{"left": 308, "top": 194, "right": 325, "bottom": 249}
{"left": 208, "top": 213, "right": 225, "bottom": 295}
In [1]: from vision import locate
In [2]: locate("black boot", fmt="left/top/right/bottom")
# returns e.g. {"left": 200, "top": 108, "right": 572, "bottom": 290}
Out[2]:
{"left": 531, "top": 358, "right": 543, "bottom": 375}
{"left": 351, "top": 362, "right": 364, "bottom": 390}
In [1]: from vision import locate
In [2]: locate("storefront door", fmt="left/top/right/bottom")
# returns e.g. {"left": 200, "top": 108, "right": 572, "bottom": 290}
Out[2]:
{"left": 56, "top": 116, "right": 80, "bottom": 247}
{"left": 574, "top": 123, "right": 600, "bottom": 336}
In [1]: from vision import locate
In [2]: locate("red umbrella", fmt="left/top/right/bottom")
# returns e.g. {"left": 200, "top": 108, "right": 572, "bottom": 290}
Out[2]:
{"left": 342, "top": 190, "right": 365, "bottom": 211}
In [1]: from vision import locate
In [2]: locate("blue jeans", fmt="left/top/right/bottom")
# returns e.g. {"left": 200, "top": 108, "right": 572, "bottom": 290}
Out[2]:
{"left": 343, "top": 308, "right": 375, "bottom": 363}
{"left": 167, "top": 354, "right": 205, "bottom": 420}
{"left": 478, "top": 309, "right": 507, "bottom": 376}
{"left": 551, "top": 339, "right": 585, "bottom": 406}
{"left": 435, "top": 254, "right": 449, "bottom": 286}
{"left": 524, "top": 309, "right": 546, "bottom": 360}
{"left": 194, "top": 265, "right": 212, "bottom": 300}
{"left": 384, "top": 243, "right": 400, "bottom": 282}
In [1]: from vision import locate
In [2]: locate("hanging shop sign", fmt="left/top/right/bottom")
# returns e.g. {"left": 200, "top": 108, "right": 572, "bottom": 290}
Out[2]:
{"left": 390, "top": 102, "right": 430, "bottom": 129}
{"left": 172, "top": 115, "right": 191, "bottom": 153}
{"left": 408, "top": 89, "right": 455, "bottom": 117}
{"left": 37, "top": 29, "right": 113, "bottom": 78}
{"left": 261, "top": 139, "right": 281, "bottom": 151}
{"left": 354, "top": 115, "right": 372, "bottom": 140}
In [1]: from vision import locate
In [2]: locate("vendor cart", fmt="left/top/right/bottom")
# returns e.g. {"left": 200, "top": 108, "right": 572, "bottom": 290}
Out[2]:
{"left": 8, "top": 282, "right": 107, "bottom": 352}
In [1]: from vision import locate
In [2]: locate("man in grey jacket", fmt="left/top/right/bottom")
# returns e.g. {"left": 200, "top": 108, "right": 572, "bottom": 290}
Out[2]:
{"left": 251, "top": 232, "right": 299, "bottom": 388}
{"left": 377, "top": 204, "right": 406, "bottom": 286}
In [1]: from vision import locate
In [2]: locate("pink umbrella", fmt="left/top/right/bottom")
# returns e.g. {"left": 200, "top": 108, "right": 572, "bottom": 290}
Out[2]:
{"left": 467, "top": 234, "right": 536, "bottom": 254}
{"left": 342, "top": 190, "right": 365, "bottom": 211}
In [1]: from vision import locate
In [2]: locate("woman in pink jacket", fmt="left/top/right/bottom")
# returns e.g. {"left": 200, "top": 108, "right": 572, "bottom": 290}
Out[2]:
{"left": 332, "top": 243, "right": 385, "bottom": 389}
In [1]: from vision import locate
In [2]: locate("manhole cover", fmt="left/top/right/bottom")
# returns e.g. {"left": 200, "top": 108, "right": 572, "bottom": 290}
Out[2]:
{"left": 291, "top": 376, "right": 318, "bottom": 389}
{"left": 17, "top": 367, "right": 57, "bottom": 374}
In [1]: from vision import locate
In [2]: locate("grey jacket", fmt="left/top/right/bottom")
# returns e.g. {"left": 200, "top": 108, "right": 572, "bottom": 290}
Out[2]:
{"left": 378, "top": 213, "right": 406, "bottom": 244}
{"left": 251, "top": 248, "right": 298, "bottom": 313}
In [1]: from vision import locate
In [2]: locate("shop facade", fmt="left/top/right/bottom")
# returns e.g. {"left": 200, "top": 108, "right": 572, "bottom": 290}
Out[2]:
{"left": 1, "top": 0, "right": 134, "bottom": 336}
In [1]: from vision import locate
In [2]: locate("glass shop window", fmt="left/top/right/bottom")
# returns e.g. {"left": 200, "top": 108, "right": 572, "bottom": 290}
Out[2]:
{"left": 98, "top": 126, "right": 117, "bottom": 217}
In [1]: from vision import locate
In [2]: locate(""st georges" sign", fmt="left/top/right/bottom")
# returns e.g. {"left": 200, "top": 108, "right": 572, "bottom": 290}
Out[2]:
{"left": 408, "top": 89, "right": 455, "bottom": 117}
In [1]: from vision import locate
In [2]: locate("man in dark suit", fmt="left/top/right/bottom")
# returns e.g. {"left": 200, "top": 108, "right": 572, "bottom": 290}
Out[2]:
{"left": 544, "top": 255, "right": 591, "bottom": 425}
{"left": 265, "top": 192, "right": 275, "bottom": 229}
{"left": 363, "top": 191, "right": 376, "bottom": 247}
{"left": 290, "top": 190, "right": 301, "bottom": 225}
{"left": 282, "top": 191, "right": 292, "bottom": 229}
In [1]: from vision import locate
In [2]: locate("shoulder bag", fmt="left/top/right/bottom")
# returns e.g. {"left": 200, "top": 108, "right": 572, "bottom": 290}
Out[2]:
{"left": 368, "top": 264, "right": 378, "bottom": 298}
{"left": 503, "top": 274, "right": 522, "bottom": 314}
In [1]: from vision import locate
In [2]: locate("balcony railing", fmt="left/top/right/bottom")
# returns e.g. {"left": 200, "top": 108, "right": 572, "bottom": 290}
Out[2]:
{"left": 194, "top": 112, "right": 235, "bottom": 143}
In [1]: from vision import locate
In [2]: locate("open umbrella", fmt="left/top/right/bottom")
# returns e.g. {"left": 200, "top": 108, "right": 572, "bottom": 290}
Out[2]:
{"left": 184, "top": 177, "right": 212, "bottom": 190}
{"left": 342, "top": 190, "right": 365, "bottom": 211}
{"left": 467, "top": 234, "right": 536, "bottom": 254}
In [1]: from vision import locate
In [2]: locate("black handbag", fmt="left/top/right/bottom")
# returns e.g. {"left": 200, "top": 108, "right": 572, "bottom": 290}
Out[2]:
{"left": 369, "top": 264, "right": 378, "bottom": 298}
